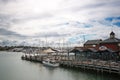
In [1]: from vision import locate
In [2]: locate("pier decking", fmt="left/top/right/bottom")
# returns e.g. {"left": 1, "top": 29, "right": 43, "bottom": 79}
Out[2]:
{"left": 21, "top": 55, "right": 120, "bottom": 75}
{"left": 60, "top": 60, "right": 120, "bottom": 74}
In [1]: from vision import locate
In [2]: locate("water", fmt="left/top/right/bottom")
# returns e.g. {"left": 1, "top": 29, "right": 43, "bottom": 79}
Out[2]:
{"left": 0, "top": 51, "right": 119, "bottom": 80}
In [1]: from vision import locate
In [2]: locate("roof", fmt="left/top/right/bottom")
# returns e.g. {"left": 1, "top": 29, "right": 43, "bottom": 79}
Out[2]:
{"left": 110, "top": 31, "right": 115, "bottom": 35}
{"left": 97, "top": 48, "right": 115, "bottom": 53}
{"left": 42, "top": 48, "right": 57, "bottom": 54}
{"left": 70, "top": 47, "right": 83, "bottom": 53}
{"left": 101, "top": 38, "right": 120, "bottom": 44}
{"left": 84, "top": 39, "right": 102, "bottom": 45}
{"left": 70, "top": 47, "right": 97, "bottom": 53}
{"left": 101, "top": 31, "right": 120, "bottom": 43}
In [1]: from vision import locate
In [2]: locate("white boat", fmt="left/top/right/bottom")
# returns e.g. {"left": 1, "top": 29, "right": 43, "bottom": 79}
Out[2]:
{"left": 42, "top": 59, "right": 59, "bottom": 67}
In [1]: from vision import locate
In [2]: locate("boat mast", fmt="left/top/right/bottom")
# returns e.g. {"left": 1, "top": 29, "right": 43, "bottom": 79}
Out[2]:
{"left": 45, "top": 35, "right": 48, "bottom": 48}
{"left": 83, "top": 35, "right": 86, "bottom": 45}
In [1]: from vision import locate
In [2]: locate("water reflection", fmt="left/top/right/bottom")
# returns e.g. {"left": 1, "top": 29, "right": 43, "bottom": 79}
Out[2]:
{"left": 0, "top": 51, "right": 119, "bottom": 80}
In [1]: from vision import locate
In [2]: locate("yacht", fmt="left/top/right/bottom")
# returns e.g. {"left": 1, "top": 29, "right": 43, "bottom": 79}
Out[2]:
{"left": 42, "top": 59, "right": 59, "bottom": 67}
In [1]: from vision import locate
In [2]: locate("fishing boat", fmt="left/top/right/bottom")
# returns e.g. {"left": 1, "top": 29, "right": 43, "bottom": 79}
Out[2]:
{"left": 42, "top": 58, "right": 59, "bottom": 67}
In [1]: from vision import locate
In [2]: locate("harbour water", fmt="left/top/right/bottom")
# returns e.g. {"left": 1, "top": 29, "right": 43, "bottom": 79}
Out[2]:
{"left": 0, "top": 51, "right": 119, "bottom": 80}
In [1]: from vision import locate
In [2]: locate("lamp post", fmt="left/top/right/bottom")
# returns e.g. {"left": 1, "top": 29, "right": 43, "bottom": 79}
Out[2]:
{"left": 117, "top": 43, "right": 120, "bottom": 61}
{"left": 118, "top": 43, "right": 120, "bottom": 51}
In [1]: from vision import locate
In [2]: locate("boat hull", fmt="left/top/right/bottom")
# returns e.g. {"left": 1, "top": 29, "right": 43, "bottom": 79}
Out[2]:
{"left": 42, "top": 61, "right": 59, "bottom": 67}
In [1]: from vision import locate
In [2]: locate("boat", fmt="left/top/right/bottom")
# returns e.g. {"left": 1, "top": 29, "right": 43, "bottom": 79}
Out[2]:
{"left": 42, "top": 58, "right": 59, "bottom": 67}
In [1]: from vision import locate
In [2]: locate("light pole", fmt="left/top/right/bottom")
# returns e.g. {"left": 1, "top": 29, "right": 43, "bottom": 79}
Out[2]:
{"left": 118, "top": 43, "right": 120, "bottom": 62}
{"left": 118, "top": 43, "right": 120, "bottom": 51}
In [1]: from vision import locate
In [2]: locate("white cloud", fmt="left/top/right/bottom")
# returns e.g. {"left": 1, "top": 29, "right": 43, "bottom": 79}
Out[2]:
{"left": 0, "top": 0, "right": 120, "bottom": 46}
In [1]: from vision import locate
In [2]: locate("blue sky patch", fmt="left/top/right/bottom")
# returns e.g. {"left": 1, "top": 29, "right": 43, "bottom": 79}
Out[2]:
{"left": 105, "top": 17, "right": 114, "bottom": 22}
{"left": 68, "top": 34, "right": 83, "bottom": 43}
{"left": 113, "top": 22, "right": 120, "bottom": 27}
{"left": 74, "top": 21, "right": 93, "bottom": 28}
{"left": 68, "top": 34, "right": 96, "bottom": 43}
{"left": 84, "top": 24, "right": 93, "bottom": 28}
{"left": 98, "top": 20, "right": 111, "bottom": 26}
{"left": 116, "top": 16, "right": 120, "bottom": 20}
{"left": 105, "top": 16, "right": 120, "bottom": 22}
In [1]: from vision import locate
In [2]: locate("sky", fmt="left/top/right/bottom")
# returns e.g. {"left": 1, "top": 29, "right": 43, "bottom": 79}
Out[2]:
{"left": 0, "top": 0, "right": 120, "bottom": 47}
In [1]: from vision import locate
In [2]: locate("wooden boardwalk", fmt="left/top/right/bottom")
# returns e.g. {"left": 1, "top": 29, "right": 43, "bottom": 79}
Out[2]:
{"left": 60, "top": 60, "right": 120, "bottom": 74}
{"left": 21, "top": 55, "right": 120, "bottom": 75}
{"left": 21, "top": 55, "right": 44, "bottom": 62}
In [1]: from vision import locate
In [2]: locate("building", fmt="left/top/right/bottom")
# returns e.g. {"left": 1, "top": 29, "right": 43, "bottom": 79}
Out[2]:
{"left": 100, "top": 31, "right": 120, "bottom": 51}
{"left": 84, "top": 31, "right": 120, "bottom": 51}
{"left": 84, "top": 39, "right": 102, "bottom": 50}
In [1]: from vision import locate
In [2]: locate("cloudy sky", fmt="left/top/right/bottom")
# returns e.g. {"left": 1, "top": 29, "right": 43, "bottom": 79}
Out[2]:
{"left": 0, "top": 0, "right": 120, "bottom": 46}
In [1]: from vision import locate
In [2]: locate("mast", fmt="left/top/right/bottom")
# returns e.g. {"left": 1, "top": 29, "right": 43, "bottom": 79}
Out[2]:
{"left": 45, "top": 35, "right": 47, "bottom": 48}
{"left": 62, "top": 38, "right": 64, "bottom": 51}
{"left": 59, "top": 39, "right": 61, "bottom": 50}
{"left": 83, "top": 35, "right": 86, "bottom": 45}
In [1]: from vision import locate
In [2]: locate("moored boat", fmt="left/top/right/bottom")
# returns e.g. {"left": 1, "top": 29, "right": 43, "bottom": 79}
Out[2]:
{"left": 42, "top": 59, "right": 59, "bottom": 67}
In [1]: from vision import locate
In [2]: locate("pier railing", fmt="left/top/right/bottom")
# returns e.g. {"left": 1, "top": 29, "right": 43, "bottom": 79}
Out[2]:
{"left": 60, "top": 59, "right": 120, "bottom": 74}
{"left": 21, "top": 52, "right": 120, "bottom": 74}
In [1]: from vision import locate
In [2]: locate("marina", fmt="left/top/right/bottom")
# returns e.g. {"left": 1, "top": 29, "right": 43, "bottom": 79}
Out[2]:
{"left": 21, "top": 53, "right": 120, "bottom": 75}
{"left": 0, "top": 51, "right": 120, "bottom": 80}
{"left": 0, "top": 0, "right": 120, "bottom": 80}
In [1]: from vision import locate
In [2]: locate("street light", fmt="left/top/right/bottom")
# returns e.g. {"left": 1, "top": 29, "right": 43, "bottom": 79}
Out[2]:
{"left": 118, "top": 43, "right": 120, "bottom": 61}
{"left": 118, "top": 43, "right": 120, "bottom": 51}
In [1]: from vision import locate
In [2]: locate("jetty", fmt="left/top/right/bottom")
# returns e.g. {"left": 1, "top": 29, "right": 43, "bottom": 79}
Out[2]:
{"left": 21, "top": 55, "right": 120, "bottom": 75}
{"left": 60, "top": 60, "right": 120, "bottom": 74}
{"left": 21, "top": 47, "right": 120, "bottom": 75}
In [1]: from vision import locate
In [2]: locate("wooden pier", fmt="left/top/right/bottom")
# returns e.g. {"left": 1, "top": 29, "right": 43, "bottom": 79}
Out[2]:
{"left": 21, "top": 55, "right": 44, "bottom": 62}
{"left": 60, "top": 60, "right": 120, "bottom": 75}
{"left": 21, "top": 55, "right": 120, "bottom": 75}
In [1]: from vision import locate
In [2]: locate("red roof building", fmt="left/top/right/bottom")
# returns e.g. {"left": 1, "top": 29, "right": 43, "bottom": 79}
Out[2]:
{"left": 84, "top": 39, "right": 102, "bottom": 50}
{"left": 84, "top": 31, "right": 120, "bottom": 51}
{"left": 100, "top": 31, "right": 120, "bottom": 51}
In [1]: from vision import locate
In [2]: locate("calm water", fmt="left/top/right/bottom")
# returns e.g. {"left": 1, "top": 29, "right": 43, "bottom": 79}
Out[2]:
{"left": 0, "top": 51, "right": 119, "bottom": 80}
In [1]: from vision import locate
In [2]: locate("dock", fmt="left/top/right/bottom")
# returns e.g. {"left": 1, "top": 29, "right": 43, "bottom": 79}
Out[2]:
{"left": 60, "top": 60, "right": 120, "bottom": 74}
{"left": 21, "top": 55, "right": 44, "bottom": 62}
{"left": 21, "top": 54, "right": 120, "bottom": 75}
